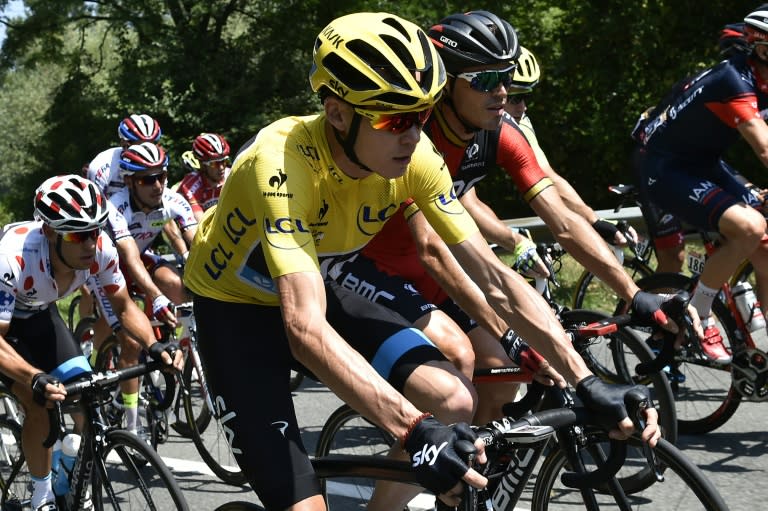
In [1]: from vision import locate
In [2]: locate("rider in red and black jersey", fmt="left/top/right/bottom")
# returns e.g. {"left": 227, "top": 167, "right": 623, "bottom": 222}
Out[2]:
{"left": 333, "top": 10, "right": 694, "bottom": 425}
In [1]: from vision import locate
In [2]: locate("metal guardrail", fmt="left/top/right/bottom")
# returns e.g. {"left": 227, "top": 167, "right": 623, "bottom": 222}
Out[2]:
{"left": 502, "top": 206, "right": 644, "bottom": 242}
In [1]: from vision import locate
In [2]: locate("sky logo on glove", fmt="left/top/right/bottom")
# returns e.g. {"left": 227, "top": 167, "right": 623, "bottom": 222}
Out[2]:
{"left": 411, "top": 441, "right": 448, "bottom": 467}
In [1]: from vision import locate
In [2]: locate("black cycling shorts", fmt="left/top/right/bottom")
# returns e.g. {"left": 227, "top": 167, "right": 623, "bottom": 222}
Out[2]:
{"left": 2, "top": 307, "right": 92, "bottom": 390}
{"left": 333, "top": 253, "right": 477, "bottom": 333}
{"left": 192, "top": 279, "right": 446, "bottom": 510}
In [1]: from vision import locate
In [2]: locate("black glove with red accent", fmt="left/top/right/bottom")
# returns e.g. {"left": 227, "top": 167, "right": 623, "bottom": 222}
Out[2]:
{"left": 402, "top": 415, "right": 477, "bottom": 494}
{"left": 500, "top": 329, "right": 546, "bottom": 372}
{"left": 629, "top": 291, "right": 669, "bottom": 327}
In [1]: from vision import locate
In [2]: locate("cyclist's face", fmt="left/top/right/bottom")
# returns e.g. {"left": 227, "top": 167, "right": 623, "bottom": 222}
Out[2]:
{"left": 326, "top": 98, "right": 422, "bottom": 179}
{"left": 450, "top": 63, "right": 510, "bottom": 131}
{"left": 201, "top": 159, "right": 228, "bottom": 183}
{"left": 44, "top": 225, "right": 98, "bottom": 270}
{"left": 128, "top": 170, "right": 166, "bottom": 208}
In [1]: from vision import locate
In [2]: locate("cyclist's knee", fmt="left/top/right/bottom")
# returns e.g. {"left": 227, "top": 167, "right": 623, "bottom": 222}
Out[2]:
{"left": 720, "top": 207, "right": 766, "bottom": 247}
{"left": 118, "top": 332, "right": 143, "bottom": 361}
{"left": 416, "top": 317, "right": 475, "bottom": 379}
{"left": 403, "top": 362, "right": 476, "bottom": 424}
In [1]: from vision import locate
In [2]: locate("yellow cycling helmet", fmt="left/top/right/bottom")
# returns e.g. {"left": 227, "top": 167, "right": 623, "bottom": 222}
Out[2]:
{"left": 181, "top": 150, "right": 200, "bottom": 172}
{"left": 510, "top": 47, "right": 540, "bottom": 91}
{"left": 309, "top": 12, "right": 445, "bottom": 116}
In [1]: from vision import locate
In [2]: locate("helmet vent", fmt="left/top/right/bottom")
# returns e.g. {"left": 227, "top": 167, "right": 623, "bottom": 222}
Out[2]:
{"left": 322, "top": 52, "right": 378, "bottom": 91}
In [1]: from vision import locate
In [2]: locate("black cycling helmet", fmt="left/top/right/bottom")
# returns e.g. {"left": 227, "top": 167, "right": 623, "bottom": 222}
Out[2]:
{"left": 719, "top": 22, "right": 749, "bottom": 56}
{"left": 428, "top": 11, "right": 520, "bottom": 73}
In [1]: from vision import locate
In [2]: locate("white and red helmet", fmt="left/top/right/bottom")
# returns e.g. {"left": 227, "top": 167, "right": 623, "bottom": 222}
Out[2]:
{"left": 34, "top": 175, "right": 109, "bottom": 232}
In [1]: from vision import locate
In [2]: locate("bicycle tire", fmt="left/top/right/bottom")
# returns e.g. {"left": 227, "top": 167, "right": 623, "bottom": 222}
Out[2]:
{"left": 180, "top": 363, "right": 246, "bottom": 486}
{"left": 171, "top": 353, "right": 213, "bottom": 438}
{"left": 572, "top": 255, "right": 654, "bottom": 313}
{"left": 627, "top": 272, "right": 742, "bottom": 434}
{"left": 212, "top": 502, "right": 263, "bottom": 511}
{"left": 67, "top": 294, "right": 82, "bottom": 332}
{"left": 0, "top": 418, "right": 27, "bottom": 510}
{"left": 532, "top": 436, "right": 728, "bottom": 510}
{"left": 561, "top": 309, "right": 677, "bottom": 494}
{"left": 93, "top": 428, "right": 189, "bottom": 510}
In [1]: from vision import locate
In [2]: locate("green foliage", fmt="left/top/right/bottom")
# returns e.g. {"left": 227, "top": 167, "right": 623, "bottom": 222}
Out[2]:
{"left": 0, "top": 0, "right": 763, "bottom": 222}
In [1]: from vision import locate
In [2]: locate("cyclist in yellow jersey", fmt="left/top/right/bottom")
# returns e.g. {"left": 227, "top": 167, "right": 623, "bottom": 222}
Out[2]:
{"left": 185, "top": 13, "right": 662, "bottom": 511}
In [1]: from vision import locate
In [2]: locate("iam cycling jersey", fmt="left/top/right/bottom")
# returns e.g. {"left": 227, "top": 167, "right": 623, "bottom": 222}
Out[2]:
{"left": 87, "top": 147, "right": 125, "bottom": 197}
{"left": 0, "top": 221, "right": 125, "bottom": 323}
{"left": 107, "top": 187, "right": 197, "bottom": 254}
{"left": 184, "top": 113, "right": 478, "bottom": 306}
{"left": 352, "top": 108, "right": 553, "bottom": 304}
{"left": 176, "top": 168, "right": 231, "bottom": 215}
{"left": 635, "top": 52, "right": 768, "bottom": 233}
{"left": 639, "top": 53, "right": 768, "bottom": 159}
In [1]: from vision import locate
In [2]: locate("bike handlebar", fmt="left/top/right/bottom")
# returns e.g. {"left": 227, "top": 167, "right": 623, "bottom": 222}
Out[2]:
{"left": 491, "top": 383, "right": 652, "bottom": 490}
{"left": 42, "top": 360, "right": 177, "bottom": 448}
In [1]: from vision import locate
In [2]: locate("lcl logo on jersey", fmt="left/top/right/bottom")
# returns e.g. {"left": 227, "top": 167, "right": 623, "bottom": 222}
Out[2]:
{"left": 434, "top": 188, "right": 465, "bottom": 215}
{"left": 356, "top": 203, "right": 398, "bottom": 236}
{"left": 263, "top": 217, "right": 312, "bottom": 250}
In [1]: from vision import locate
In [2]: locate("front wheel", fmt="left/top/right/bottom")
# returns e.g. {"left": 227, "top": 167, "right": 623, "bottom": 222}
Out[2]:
{"left": 172, "top": 353, "right": 213, "bottom": 438}
{"left": 532, "top": 436, "right": 728, "bottom": 510}
{"left": 94, "top": 429, "right": 189, "bottom": 510}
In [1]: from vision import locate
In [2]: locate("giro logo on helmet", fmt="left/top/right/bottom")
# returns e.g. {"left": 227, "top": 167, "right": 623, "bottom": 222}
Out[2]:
{"left": 439, "top": 35, "right": 458, "bottom": 48}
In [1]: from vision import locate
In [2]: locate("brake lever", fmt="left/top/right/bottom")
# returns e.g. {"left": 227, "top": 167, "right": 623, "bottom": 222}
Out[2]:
{"left": 634, "top": 400, "right": 664, "bottom": 483}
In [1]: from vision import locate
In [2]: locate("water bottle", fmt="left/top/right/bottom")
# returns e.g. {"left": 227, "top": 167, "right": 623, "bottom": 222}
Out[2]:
{"left": 53, "top": 433, "right": 81, "bottom": 496}
{"left": 732, "top": 281, "right": 767, "bottom": 333}
{"left": 50, "top": 438, "right": 62, "bottom": 482}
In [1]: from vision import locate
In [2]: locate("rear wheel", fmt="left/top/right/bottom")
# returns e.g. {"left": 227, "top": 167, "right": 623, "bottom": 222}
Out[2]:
{"left": 0, "top": 418, "right": 27, "bottom": 510}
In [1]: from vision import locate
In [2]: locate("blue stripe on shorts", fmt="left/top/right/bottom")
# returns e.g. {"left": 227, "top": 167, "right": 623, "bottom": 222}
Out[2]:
{"left": 371, "top": 328, "right": 435, "bottom": 381}
{"left": 51, "top": 355, "right": 92, "bottom": 382}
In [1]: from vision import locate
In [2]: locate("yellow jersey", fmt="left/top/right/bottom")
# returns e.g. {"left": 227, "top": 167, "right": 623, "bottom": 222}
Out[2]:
{"left": 184, "top": 113, "right": 478, "bottom": 305}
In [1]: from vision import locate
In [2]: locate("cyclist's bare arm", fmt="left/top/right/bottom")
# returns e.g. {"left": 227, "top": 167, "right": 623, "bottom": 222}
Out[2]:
{"left": 447, "top": 230, "right": 592, "bottom": 385}
{"left": 459, "top": 188, "right": 530, "bottom": 251}
{"left": 408, "top": 211, "right": 507, "bottom": 338}
{"left": 277, "top": 271, "right": 424, "bottom": 438}
{"left": 181, "top": 223, "right": 197, "bottom": 249}
{"left": 163, "top": 221, "right": 187, "bottom": 257}
{"left": 529, "top": 186, "right": 638, "bottom": 302}
{"left": 737, "top": 116, "right": 768, "bottom": 167}
{"left": 115, "top": 237, "right": 176, "bottom": 325}
{"left": 107, "top": 285, "right": 182, "bottom": 369}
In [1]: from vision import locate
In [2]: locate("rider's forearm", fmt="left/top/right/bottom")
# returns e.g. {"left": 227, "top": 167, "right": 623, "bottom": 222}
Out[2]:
{"left": 532, "top": 190, "right": 637, "bottom": 302}
{"left": 451, "top": 235, "right": 592, "bottom": 385}
{"left": 417, "top": 230, "right": 508, "bottom": 339}
{"left": 278, "top": 273, "right": 422, "bottom": 440}
{"left": 550, "top": 171, "right": 598, "bottom": 223}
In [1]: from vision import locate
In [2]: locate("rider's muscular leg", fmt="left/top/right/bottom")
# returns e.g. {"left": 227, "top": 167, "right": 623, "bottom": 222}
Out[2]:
{"left": 749, "top": 238, "right": 768, "bottom": 317}
{"left": 369, "top": 360, "right": 476, "bottom": 511}
{"left": 414, "top": 310, "right": 475, "bottom": 381}
{"left": 14, "top": 385, "right": 52, "bottom": 478}
{"left": 700, "top": 205, "right": 765, "bottom": 291}
{"left": 655, "top": 243, "right": 686, "bottom": 274}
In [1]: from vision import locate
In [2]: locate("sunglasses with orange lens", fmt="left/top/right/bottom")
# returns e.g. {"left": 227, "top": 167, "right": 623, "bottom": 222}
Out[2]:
{"left": 60, "top": 229, "right": 100, "bottom": 243}
{"left": 361, "top": 108, "right": 433, "bottom": 134}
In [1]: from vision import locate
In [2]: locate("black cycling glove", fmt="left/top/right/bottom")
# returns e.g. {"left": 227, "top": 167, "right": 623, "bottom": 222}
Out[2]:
{"left": 592, "top": 219, "right": 620, "bottom": 245}
{"left": 31, "top": 372, "right": 60, "bottom": 406}
{"left": 403, "top": 416, "right": 477, "bottom": 494}
{"left": 576, "top": 375, "right": 651, "bottom": 427}
{"left": 148, "top": 341, "right": 179, "bottom": 364}
{"left": 629, "top": 290, "right": 668, "bottom": 327}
